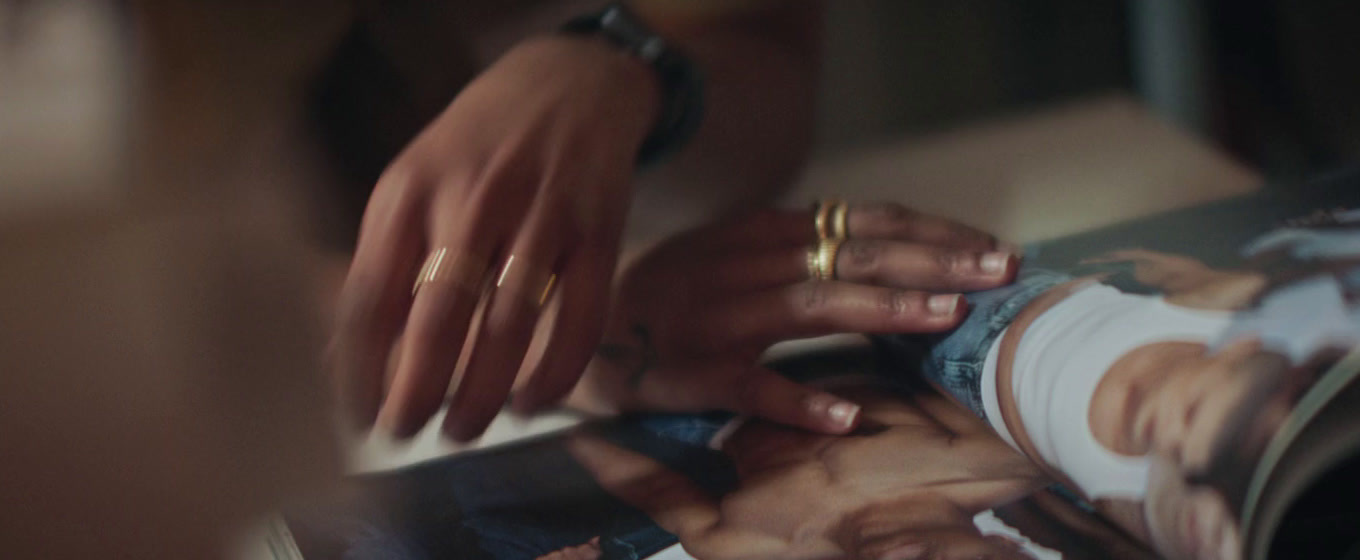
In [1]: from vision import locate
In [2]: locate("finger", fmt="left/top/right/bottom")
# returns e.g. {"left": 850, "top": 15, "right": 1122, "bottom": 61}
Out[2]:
{"left": 443, "top": 233, "right": 562, "bottom": 441}
{"left": 511, "top": 246, "right": 615, "bottom": 415}
{"left": 834, "top": 240, "right": 1018, "bottom": 292}
{"left": 379, "top": 193, "right": 504, "bottom": 439}
{"left": 694, "top": 246, "right": 814, "bottom": 295}
{"left": 685, "top": 283, "right": 967, "bottom": 353}
{"left": 696, "top": 240, "right": 1017, "bottom": 298}
{"left": 330, "top": 171, "right": 429, "bottom": 428}
{"left": 729, "top": 367, "right": 862, "bottom": 434}
{"left": 849, "top": 202, "right": 1002, "bottom": 251}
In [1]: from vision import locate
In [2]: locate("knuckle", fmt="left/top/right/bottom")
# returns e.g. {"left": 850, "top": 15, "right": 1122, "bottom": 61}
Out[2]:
{"left": 374, "top": 162, "right": 417, "bottom": 193}
{"left": 482, "top": 304, "right": 530, "bottom": 336}
{"left": 877, "top": 290, "right": 919, "bottom": 317}
{"left": 375, "top": 159, "right": 438, "bottom": 199}
{"left": 934, "top": 250, "right": 972, "bottom": 276}
{"left": 871, "top": 202, "right": 923, "bottom": 237}
{"left": 870, "top": 201, "right": 915, "bottom": 222}
{"left": 797, "top": 283, "right": 833, "bottom": 316}
{"left": 843, "top": 241, "right": 882, "bottom": 276}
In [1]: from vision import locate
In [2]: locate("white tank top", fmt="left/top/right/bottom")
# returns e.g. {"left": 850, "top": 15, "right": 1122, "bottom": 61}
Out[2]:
{"left": 980, "top": 282, "right": 1232, "bottom": 499}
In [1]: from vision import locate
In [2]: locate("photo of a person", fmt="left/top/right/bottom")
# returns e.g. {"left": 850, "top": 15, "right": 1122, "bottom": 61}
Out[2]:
{"left": 285, "top": 200, "right": 1360, "bottom": 560}
{"left": 566, "top": 376, "right": 1051, "bottom": 560}
{"left": 563, "top": 201, "right": 1358, "bottom": 560}
{"left": 884, "top": 224, "right": 1360, "bottom": 560}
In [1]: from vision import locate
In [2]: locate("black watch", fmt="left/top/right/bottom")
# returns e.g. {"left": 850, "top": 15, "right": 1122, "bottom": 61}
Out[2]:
{"left": 562, "top": 3, "right": 704, "bottom": 166}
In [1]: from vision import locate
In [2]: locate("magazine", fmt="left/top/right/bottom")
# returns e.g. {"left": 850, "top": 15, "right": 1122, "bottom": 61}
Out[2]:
{"left": 276, "top": 170, "right": 1360, "bottom": 560}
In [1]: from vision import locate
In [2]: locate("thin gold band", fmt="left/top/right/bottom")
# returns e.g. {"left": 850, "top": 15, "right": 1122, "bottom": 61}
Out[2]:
{"left": 412, "top": 248, "right": 488, "bottom": 296}
{"left": 496, "top": 254, "right": 558, "bottom": 308}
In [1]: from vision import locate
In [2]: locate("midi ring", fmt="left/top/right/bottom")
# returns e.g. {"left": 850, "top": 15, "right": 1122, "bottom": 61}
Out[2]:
{"left": 412, "top": 248, "right": 489, "bottom": 296}
{"left": 807, "top": 238, "right": 843, "bottom": 281}
{"left": 813, "top": 198, "right": 849, "bottom": 241}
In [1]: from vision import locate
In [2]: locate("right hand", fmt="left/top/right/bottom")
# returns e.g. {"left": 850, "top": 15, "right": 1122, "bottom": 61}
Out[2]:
{"left": 570, "top": 202, "right": 1020, "bottom": 434}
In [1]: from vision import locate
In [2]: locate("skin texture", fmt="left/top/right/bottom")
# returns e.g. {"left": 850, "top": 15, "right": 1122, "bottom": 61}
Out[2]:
{"left": 567, "top": 384, "right": 1047, "bottom": 560}
{"left": 330, "top": 2, "right": 836, "bottom": 442}
{"left": 566, "top": 202, "right": 1019, "bottom": 435}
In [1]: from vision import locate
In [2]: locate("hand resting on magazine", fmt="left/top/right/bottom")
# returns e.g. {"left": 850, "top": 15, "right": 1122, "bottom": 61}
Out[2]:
{"left": 555, "top": 202, "right": 1020, "bottom": 434}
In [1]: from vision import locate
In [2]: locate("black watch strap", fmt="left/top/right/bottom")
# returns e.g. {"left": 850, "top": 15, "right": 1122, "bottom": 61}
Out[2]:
{"left": 562, "top": 3, "right": 704, "bottom": 166}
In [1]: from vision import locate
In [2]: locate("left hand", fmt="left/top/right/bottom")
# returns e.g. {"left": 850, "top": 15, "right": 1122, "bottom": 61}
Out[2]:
{"left": 561, "top": 202, "right": 1020, "bottom": 433}
{"left": 330, "top": 35, "right": 659, "bottom": 441}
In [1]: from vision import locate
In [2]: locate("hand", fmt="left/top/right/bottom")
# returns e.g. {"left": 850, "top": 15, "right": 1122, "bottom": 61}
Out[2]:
{"left": 571, "top": 202, "right": 1020, "bottom": 434}
{"left": 330, "top": 35, "right": 661, "bottom": 441}
{"left": 1084, "top": 249, "right": 1266, "bottom": 310}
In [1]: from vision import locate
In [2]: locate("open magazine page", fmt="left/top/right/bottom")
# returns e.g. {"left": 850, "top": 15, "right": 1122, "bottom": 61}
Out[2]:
{"left": 282, "top": 170, "right": 1360, "bottom": 560}
{"left": 880, "top": 171, "right": 1360, "bottom": 560}
{"left": 282, "top": 349, "right": 1148, "bottom": 560}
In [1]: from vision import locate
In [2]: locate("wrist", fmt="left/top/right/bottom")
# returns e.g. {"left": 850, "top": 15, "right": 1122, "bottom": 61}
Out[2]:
{"left": 559, "top": 3, "right": 705, "bottom": 165}
{"left": 514, "top": 35, "right": 662, "bottom": 145}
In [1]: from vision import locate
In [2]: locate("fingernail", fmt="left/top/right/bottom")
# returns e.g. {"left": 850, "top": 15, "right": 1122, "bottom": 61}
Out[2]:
{"left": 928, "top": 294, "right": 961, "bottom": 315}
{"left": 827, "top": 401, "right": 861, "bottom": 429}
{"left": 981, "top": 252, "right": 1011, "bottom": 275}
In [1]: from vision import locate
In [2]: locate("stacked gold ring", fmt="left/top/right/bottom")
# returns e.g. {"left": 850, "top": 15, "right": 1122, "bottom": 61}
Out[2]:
{"left": 809, "top": 198, "right": 850, "bottom": 281}
{"left": 809, "top": 239, "right": 843, "bottom": 281}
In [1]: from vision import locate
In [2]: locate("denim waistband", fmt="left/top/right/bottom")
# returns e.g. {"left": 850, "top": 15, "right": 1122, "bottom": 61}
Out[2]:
{"left": 878, "top": 269, "right": 1073, "bottom": 418}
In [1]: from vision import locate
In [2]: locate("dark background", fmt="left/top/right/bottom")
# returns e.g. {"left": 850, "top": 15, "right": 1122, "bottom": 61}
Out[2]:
{"left": 816, "top": 0, "right": 1360, "bottom": 183}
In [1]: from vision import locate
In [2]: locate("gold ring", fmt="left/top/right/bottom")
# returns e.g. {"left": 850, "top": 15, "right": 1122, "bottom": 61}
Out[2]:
{"left": 806, "top": 245, "right": 821, "bottom": 281}
{"left": 412, "top": 248, "right": 488, "bottom": 296}
{"left": 830, "top": 200, "right": 850, "bottom": 240}
{"left": 813, "top": 198, "right": 842, "bottom": 241}
{"left": 496, "top": 254, "right": 558, "bottom": 308}
{"left": 812, "top": 239, "right": 842, "bottom": 281}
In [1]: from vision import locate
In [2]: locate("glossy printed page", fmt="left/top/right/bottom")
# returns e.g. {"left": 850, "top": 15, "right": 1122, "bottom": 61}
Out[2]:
{"left": 882, "top": 173, "right": 1360, "bottom": 560}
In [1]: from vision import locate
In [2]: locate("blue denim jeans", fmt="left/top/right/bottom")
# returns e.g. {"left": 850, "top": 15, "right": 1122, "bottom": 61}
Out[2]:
{"left": 632, "top": 411, "right": 735, "bottom": 448}
{"left": 879, "top": 269, "right": 1072, "bottom": 419}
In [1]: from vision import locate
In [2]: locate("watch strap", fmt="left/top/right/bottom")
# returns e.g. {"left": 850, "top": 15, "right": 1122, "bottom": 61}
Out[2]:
{"left": 562, "top": 3, "right": 704, "bottom": 165}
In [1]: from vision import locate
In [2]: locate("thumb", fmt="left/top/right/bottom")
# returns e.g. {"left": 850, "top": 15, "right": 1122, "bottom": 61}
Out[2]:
{"left": 730, "top": 367, "right": 862, "bottom": 434}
